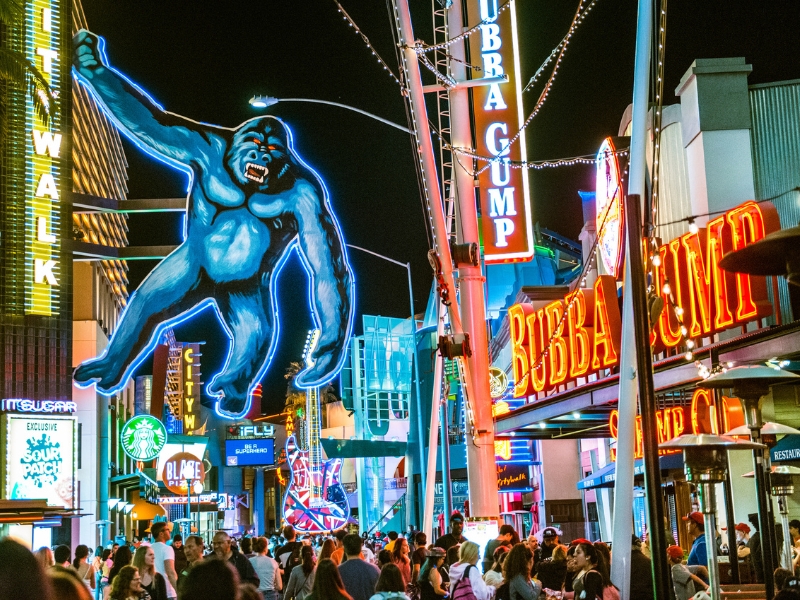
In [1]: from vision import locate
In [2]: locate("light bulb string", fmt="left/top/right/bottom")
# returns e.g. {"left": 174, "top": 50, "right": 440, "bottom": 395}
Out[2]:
{"left": 411, "top": 0, "right": 514, "bottom": 54}
{"left": 654, "top": 189, "right": 800, "bottom": 229}
{"left": 333, "top": 0, "right": 403, "bottom": 88}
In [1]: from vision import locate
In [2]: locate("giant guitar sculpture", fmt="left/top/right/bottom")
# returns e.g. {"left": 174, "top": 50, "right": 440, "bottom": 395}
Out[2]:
{"left": 282, "top": 330, "right": 349, "bottom": 532}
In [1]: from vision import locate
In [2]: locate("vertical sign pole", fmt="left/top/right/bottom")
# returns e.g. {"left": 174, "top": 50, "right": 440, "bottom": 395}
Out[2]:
{"left": 610, "top": 0, "right": 652, "bottom": 597}
{"left": 449, "top": 0, "right": 499, "bottom": 520}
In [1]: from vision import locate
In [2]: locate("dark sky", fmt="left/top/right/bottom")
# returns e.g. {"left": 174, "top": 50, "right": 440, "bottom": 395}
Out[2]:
{"left": 79, "top": 0, "right": 800, "bottom": 415}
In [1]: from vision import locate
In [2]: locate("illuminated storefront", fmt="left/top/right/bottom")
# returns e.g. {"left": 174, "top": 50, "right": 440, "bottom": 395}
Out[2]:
{"left": 490, "top": 58, "right": 800, "bottom": 548}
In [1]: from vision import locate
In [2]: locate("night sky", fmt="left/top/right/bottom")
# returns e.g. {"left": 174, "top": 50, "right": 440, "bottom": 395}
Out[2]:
{"left": 79, "top": 0, "right": 800, "bottom": 415}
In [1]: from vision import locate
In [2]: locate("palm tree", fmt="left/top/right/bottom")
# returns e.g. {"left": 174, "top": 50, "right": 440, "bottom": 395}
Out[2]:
{"left": 0, "top": 0, "right": 56, "bottom": 125}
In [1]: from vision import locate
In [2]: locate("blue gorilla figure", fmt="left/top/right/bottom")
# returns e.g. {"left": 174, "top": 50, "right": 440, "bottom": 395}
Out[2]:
{"left": 72, "top": 30, "right": 354, "bottom": 418}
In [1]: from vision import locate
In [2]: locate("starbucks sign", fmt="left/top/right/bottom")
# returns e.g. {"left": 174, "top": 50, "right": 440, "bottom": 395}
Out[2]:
{"left": 120, "top": 415, "right": 167, "bottom": 461}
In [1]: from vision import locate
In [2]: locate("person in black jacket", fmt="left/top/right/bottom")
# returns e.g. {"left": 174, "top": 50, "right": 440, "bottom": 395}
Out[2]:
{"left": 629, "top": 536, "right": 654, "bottom": 600}
{"left": 534, "top": 544, "right": 568, "bottom": 592}
{"left": 212, "top": 531, "right": 260, "bottom": 587}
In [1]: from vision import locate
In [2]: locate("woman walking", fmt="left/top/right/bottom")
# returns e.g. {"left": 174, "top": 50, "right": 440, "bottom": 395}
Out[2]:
{"left": 418, "top": 548, "right": 448, "bottom": 600}
{"left": 372, "top": 563, "right": 410, "bottom": 600}
{"left": 392, "top": 538, "right": 412, "bottom": 586}
{"left": 304, "top": 558, "right": 351, "bottom": 600}
{"left": 74, "top": 545, "right": 98, "bottom": 594}
{"left": 285, "top": 545, "right": 317, "bottom": 600}
{"left": 448, "top": 542, "right": 495, "bottom": 600}
{"left": 250, "top": 536, "right": 283, "bottom": 600}
{"left": 132, "top": 546, "right": 166, "bottom": 600}
{"left": 108, "top": 565, "right": 149, "bottom": 600}
{"left": 502, "top": 543, "right": 540, "bottom": 600}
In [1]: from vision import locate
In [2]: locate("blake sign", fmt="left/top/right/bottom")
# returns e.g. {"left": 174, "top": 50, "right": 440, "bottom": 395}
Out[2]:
{"left": 509, "top": 201, "right": 779, "bottom": 398}
{"left": 161, "top": 451, "right": 205, "bottom": 495}
{"left": 468, "top": 0, "right": 533, "bottom": 263}
{"left": 4, "top": 414, "right": 76, "bottom": 508}
{"left": 26, "top": 0, "right": 62, "bottom": 315}
{"left": 120, "top": 415, "right": 167, "bottom": 461}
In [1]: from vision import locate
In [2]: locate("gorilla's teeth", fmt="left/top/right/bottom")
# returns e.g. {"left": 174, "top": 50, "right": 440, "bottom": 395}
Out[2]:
{"left": 244, "top": 162, "right": 268, "bottom": 183}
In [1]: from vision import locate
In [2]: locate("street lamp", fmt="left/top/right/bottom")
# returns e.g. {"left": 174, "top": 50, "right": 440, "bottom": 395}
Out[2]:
{"left": 248, "top": 96, "right": 412, "bottom": 134}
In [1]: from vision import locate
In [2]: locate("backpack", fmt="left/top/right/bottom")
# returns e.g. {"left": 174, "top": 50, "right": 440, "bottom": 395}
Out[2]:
{"left": 452, "top": 566, "right": 478, "bottom": 600}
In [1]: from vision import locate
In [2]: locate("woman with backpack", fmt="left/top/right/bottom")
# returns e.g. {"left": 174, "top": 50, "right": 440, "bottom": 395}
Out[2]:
{"left": 563, "top": 543, "right": 617, "bottom": 600}
{"left": 448, "top": 542, "right": 495, "bottom": 600}
{"left": 501, "top": 544, "right": 540, "bottom": 600}
{"left": 285, "top": 545, "right": 317, "bottom": 600}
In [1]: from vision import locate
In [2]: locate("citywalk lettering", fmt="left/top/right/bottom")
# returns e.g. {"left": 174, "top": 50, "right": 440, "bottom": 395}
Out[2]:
{"left": 608, "top": 388, "right": 745, "bottom": 460}
{"left": 27, "top": 2, "right": 62, "bottom": 314}
{"left": 509, "top": 201, "right": 779, "bottom": 398}
{"left": 469, "top": 0, "right": 533, "bottom": 263}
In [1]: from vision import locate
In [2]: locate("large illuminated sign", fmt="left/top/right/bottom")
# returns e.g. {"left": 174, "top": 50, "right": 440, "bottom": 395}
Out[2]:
{"left": 608, "top": 388, "right": 745, "bottom": 460}
{"left": 509, "top": 201, "right": 778, "bottom": 398}
{"left": 595, "top": 138, "right": 625, "bottom": 277}
{"left": 161, "top": 451, "right": 205, "bottom": 495}
{"left": 26, "top": 0, "right": 62, "bottom": 314}
{"left": 182, "top": 344, "right": 202, "bottom": 433}
{"left": 119, "top": 415, "right": 167, "bottom": 461}
{"left": 4, "top": 414, "right": 76, "bottom": 508}
{"left": 225, "top": 438, "right": 275, "bottom": 467}
{"left": 469, "top": 0, "right": 534, "bottom": 263}
{"left": 0, "top": 399, "right": 75, "bottom": 413}
{"left": 71, "top": 31, "right": 355, "bottom": 419}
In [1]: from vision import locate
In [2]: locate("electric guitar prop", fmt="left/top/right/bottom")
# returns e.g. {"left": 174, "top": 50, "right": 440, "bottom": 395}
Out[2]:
{"left": 282, "top": 330, "right": 350, "bottom": 532}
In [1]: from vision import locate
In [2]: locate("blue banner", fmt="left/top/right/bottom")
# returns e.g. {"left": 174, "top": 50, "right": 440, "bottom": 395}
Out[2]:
{"left": 225, "top": 438, "right": 275, "bottom": 466}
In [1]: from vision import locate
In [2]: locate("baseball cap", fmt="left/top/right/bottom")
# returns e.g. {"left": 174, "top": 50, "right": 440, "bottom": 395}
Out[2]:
{"left": 570, "top": 538, "right": 592, "bottom": 546}
{"left": 450, "top": 511, "right": 464, "bottom": 523}
{"left": 682, "top": 512, "right": 703, "bottom": 526}
{"left": 542, "top": 527, "right": 558, "bottom": 538}
{"left": 667, "top": 545, "right": 684, "bottom": 560}
{"left": 428, "top": 547, "right": 446, "bottom": 558}
{"left": 735, "top": 523, "right": 751, "bottom": 534}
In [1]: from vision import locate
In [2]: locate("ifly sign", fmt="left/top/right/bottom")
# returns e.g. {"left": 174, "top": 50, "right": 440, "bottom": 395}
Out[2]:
{"left": 469, "top": 0, "right": 533, "bottom": 263}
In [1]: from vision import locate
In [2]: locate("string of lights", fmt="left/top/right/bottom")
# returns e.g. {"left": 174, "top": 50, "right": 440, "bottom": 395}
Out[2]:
{"left": 523, "top": 0, "right": 600, "bottom": 93}
{"left": 333, "top": 0, "right": 403, "bottom": 88}
{"left": 411, "top": 0, "right": 513, "bottom": 54}
{"left": 418, "top": 52, "right": 457, "bottom": 89}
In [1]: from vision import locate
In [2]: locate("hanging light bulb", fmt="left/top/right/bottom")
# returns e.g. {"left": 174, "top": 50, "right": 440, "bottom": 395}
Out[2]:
{"left": 686, "top": 339, "right": 695, "bottom": 349}
{"left": 675, "top": 306, "right": 684, "bottom": 317}
{"left": 680, "top": 326, "right": 688, "bottom": 336}
{"left": 662, "top": 283, "right": 671, "bottom": 296}
{"left": 684, "top": 351, "right": 693, "bottom": 361}
{"left": 688, "top": 219, "right": 699, "bottom": 235}
{"left": 651, "top": 254, "right": 661, "bottom": 267}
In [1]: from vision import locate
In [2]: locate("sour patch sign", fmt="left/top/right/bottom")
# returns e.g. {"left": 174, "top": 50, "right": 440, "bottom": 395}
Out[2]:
{"left": 4, "top": 414, "right": 76, "bottom": 508}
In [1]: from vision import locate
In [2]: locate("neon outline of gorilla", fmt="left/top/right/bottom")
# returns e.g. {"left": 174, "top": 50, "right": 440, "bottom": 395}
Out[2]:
{"left": 71, "top": 30, "right": 354, "bottom": 418}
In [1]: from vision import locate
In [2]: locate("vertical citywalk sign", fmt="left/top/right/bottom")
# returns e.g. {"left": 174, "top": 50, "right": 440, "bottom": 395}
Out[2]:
{"left": 182, "top": 344, "right": 202, "bottom": 433}
{"left": 468, "top": 0, "right": 534, "bottom": 263}
{"left": 26, "top": 0, "right": 62, "bottom": 315}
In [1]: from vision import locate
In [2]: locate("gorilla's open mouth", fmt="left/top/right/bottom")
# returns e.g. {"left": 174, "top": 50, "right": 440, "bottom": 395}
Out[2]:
{"left": 244, "top": 162, "right": 268, "bottom": 184}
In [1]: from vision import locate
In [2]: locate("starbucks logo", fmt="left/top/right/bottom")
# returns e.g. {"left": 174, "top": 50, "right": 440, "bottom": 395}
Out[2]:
{"left": 120, "top": 416, "right": 167, "bottom": 461}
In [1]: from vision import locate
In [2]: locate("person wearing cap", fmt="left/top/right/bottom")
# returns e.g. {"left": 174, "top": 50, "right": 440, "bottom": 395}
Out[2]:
{"left": 434, "top": 511, "right": 468, "bottom": 555}
{"left": 419, "top": 548, "right": 448, "bottom": 600}
{"left": 733, "top": 523, "right": 751, "bottom": 558}
{"left": 482, "top": 524, "right": 516, "bottom": 574}
{"left": 683, "top": 512, "right": 709, "bottom": 584}
{"left": 667, "top": 545, "right": 708, "bottom": 600}
{"left": 532, "top": 528, "right": 560, "bottom": 565}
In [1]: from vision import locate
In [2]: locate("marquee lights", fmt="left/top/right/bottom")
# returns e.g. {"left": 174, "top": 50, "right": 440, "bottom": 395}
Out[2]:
{"left": 26, "top": 0, "right": 62, "bottom": 314}
{"left": 508, "top": 201, "right": 779, "bottom": 398}
{"left": 470, "top": 0, "right": 534, "bottom": 263}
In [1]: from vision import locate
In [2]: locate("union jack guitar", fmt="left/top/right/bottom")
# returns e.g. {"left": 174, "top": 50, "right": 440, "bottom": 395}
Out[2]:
{"left": 282, "top": 330, "right": 349, "bottom": 532}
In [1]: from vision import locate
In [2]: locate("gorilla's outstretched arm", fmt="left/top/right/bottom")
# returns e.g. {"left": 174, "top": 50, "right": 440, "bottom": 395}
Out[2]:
{"left": 72, "top": 30, "right": 218, "bottom": 168}
{"left": 292, "top": 183, "right": 353, "bottom": 388}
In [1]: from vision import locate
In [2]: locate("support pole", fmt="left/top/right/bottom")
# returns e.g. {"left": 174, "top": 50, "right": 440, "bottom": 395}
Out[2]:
{"left": 778, "top": 497, "right": 792, "bottom": 570}
{"left": 446, "top": 0, "right": 499, "bottom": 519}
{"left": 624, "top": 194, "right": 670, "bottom": 598}
{"left": 712, "top": 380, "right": 739, "bottom": 584}
{"left": 610, "top": 0, "right": 653, "bottom": 596}
{"left": 254, "top": 468, "right": 265, "bottom": 535}
{"left": 440, "top": 396, "right": 453, "bottom": 521}
{"left": 98, "top": 396, "right": 110, "bottom": 547}
{"left": 423, "top": 309, "right": 446, "bottom": 538}
{"left": 699, "top": 483, "right": 722, "bottom": 600}
{"left": 409, "top": 264, "right": 427, "bottom": 532}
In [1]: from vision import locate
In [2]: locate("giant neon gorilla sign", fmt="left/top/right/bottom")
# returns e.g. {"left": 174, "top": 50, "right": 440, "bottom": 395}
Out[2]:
{"left": 72, "top": 31, "right": 354, "bottom": 418}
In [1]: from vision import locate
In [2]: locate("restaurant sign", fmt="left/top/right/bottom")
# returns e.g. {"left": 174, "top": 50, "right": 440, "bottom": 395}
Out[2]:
{"left": 509, "top": 200, "right": 778, "bottom": 398}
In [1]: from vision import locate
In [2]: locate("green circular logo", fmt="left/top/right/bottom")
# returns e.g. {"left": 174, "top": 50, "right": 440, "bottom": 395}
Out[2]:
{"left": 120, "top": 415, "right": 167, "bottom": 461}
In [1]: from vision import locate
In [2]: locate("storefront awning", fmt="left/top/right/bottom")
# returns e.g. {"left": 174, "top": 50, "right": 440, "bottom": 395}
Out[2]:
{"left": 577, "top": 453, "right": 684, "bottom": 490}
{"left": 320, "top": 438, "right": 407, "bottom": 458}
{"left": 772, "top": 434, "right": 800, "bottom": 462}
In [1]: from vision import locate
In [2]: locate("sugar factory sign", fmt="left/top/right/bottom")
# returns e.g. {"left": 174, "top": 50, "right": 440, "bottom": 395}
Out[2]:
{"left": 469, "top": 0, "right": 533, "bottom": 264}
{"left": 509, "top": 200, "right": 778, "bottom": 398}
{"left": 0, "top": 399, "right": 76, "bottom": 413}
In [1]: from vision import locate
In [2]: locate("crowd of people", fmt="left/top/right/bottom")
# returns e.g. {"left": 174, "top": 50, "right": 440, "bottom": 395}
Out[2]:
{"left": 5, "top": 510, "right": 800, "bottom": 600}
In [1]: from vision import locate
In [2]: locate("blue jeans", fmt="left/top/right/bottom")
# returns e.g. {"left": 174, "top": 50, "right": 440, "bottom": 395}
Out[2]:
{"left": 262, "top": 590, "right": 278, "bottom": 600}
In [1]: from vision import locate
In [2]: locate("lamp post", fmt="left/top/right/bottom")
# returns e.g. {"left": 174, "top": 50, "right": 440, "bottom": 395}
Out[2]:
{"left": 344, "top": 243, "right": 427, "bottom": 531}
{"left": 699, "top": 366, "right": 800, "bottom": 600}
{"left": 660, "top": 434, "right": 767, "bottom": 600}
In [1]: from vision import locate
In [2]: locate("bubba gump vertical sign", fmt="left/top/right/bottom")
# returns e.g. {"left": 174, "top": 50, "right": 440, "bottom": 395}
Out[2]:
{"left": 468, "top": 0, "right": 534, "bottom": 263}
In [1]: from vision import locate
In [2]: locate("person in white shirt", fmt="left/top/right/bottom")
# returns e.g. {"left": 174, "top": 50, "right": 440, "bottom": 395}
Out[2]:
{"left": 151, "top": 522, "right": 179, "bottom": 600}
{"left": 250, "top": 536, "right": 283, "bottom": 600}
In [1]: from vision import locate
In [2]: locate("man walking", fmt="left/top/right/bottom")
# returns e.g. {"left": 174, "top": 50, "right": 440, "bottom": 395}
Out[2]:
{"left": 151, "top": 522, "right": 179, "bottom": 600}
{"left": 212, "top": 531, "right": 260, "bottom": 586}
{"left": 338, "top": 534, "right": 380, "bottom": 600}
{"left": 434, "top": 512, "right": 467, "bottom": 553}
{"left": 276, "top": 525, "right": 304, "bottom": 584}
{"left": 177, "top": 535, "right": 204, "bottom": 597}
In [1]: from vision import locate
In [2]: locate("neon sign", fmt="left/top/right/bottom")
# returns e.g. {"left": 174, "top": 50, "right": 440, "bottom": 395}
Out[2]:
{"left": 26, "top": 0, "right": 62, "bottom": 314}
{"left": 119, "top": 415, "right": 167, "bottom": 461}
{"left": 509, "top": 201, "right": 778, "bottom": 398}
{"left": 608, "top": 389, "right": 745, "bottom": 460}
{"left": 469, "top": 0, "right": 534, "bottom": 263}
{"left": 595, "top": 138, "right": 625, "bottom": 277}
{"left": 182, "top": 345, "right": 202, "bottom": 433}
{"left": 71, "top": 31, "right": 355, "bottom": 419}
{"left": 0, "top": 399, "right": 75, "bottom": 413}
